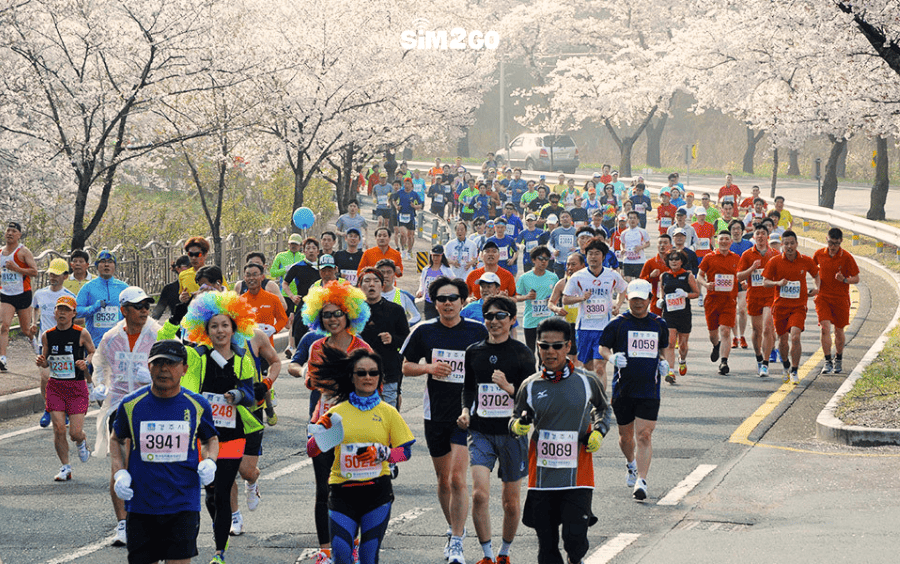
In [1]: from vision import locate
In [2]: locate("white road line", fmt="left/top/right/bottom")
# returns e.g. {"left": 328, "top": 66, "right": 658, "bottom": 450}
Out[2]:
{"left": 0, "top": 409, "right": 100, "bottom": 444}
{"left": 385, "top": 506, "right": 432, "bottom": 535}
{"left": 657, "top": 464, "right": 717, "bottom": 506}
{"left": 260, "top": 458, "right": 312, "bottom": 481}
{"left": 43, "top": 535, "right": 114, "bottom": 563}
{"left": 584, "top": 533, "right": 641, "bottom": 564}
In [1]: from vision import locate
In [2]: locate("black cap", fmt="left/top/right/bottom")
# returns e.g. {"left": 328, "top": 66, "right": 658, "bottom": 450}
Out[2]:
{"left": 346, "top": 227, "right": 362, "bottom": 236}
{"left": 149, "top": 340, "right": 188, "bottom": 364}
{"left": 432, "top": 245, "right": 444, "bottom": 254}
{"left": 482, "top": 241, "right": 499, "bottom": 250}
{"left": 7, "top": 221, "right": 22, "bottom": 232}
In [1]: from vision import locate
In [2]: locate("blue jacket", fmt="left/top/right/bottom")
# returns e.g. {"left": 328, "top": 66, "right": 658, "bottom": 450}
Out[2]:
{"left": 76, "top": 276, "right": 129, "bottom": 345}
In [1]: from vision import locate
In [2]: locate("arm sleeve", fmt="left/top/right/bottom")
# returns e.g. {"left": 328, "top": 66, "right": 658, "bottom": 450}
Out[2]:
{"left": 75, "top": 287, "right": 98, "bottom": 317}
{"left": 387, "top": 442, "right": 413, "bottom": 464}
{"left": 509, "top": 379, "right": 533, "bottom": 434}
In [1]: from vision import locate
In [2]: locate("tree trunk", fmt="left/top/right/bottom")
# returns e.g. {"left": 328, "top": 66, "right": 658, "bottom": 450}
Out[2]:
{"left": 836, "top": 140, "right": 848, "bottom": 178}
{"left": 787, "top": 149, "right": 801, "bottom": 175}
{"left": 644, "top": 114, "right": 668, "bottom": 168}
{"left": 820, "top": 136, "right": 847, "bottom": 209}
{"left": 619, "top": 141, "right": 635, "bottom": 178}
{"left": 402, "top": 146, "right": 413, "bottom": 161}
{"left": 743, "top": 127, "right": 764, "bottom": 174}
{"left": 384, "top": 149, "right": 398, "bottom": 184}
{"left": 604, "top": 107, "right": 658, "bottom": 179}
{"left": 457, "top": 128, "right": 470, "bottom": 159}
{"left": 770, "top": 148, "right": 779, "bottom": 199}
{"left": 867, "top": 136, "right": 889, "bottom": 220}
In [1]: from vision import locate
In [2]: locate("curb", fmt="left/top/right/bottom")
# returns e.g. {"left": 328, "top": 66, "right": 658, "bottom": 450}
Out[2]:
{"left": 815, "top": 252, "right": 900, "bottom": 446}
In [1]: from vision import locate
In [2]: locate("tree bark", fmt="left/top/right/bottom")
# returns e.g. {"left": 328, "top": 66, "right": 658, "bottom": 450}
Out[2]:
{"left": 820, "top": 136, "right": 847, "bottom": 209}
{"left": 838, "top": 3, "right": 900, "bottom": 77}
{"left": 770, "top": 148, "right": 779, "bottom": 199}
{"left": 836, "top": 141, "right": 848, "bottom": 178}
{"left": 457, "top": 127, "right": 470, "bottom": 159}
{"left": 787, "top": 149, "right": 800, "bottom": 176}
{"left": 743, "top": 127, "right": 764, "bottom": 174}
{"left": 644, "top": 114, "right": 668, "bottom": 169}
{"left": 604, "top": 106, "right": 658, "bottom": 178}
{"left": 867, "top": 136, "right": 889, "bottom": 221}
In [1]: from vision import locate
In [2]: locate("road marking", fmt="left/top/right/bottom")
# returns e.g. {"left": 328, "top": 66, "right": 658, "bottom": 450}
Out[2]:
{"left": 43, "top": 535, "right": 114, "bottom": 563}
{"left": 657, "top": 464, "right": 717, "bottom": 506}
{"left": 260, "top": 458, "right": 312, "bottom": 481}
{"left": 0, "top": 409, "right": 99, "bottom": 444}
{"left": 584, "top": 533, "right": 641, "bottom": 564}
{"left": 385, "top": 507, "right": 432, "bottom": 535}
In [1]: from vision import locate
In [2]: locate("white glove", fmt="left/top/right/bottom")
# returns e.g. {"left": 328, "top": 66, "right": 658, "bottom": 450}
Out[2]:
{"left": 197, "top": 459, "right": 217, "bottom": 486}
{"left": 113, "top": 469, "right": 134, "bottom": 500}
{"left": 656, "top": 298, "right": 664, "bottom": 309}
{"left": 90, "top": 384, "right": 108, "bottom": 401}
{"left": 227, "top": 389, "right": 244, "bottom": 405}
{"left": 674, "top": 288, "right": 688, "bottom": 298}
{"left": 609, "top": 352, "right": 628, "bottom": 368}
{"left": 135, "top": 368, "right": 152, "bottom": 384}
{"left": 259, "top": 324, "right": 276, "bottom": 337}
{"left": 658, "top": 359, "right": 670, "bottom": 377}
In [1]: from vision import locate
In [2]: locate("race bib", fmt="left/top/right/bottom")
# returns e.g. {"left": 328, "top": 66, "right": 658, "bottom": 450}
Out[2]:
{"left": 432, "top": 349, "right": 465, "bottom": 384}
{"left": 114, "top": 351, "right": 150, "bottom": 384}
{"left": 584, "top": 296, "right": 608, "bottom": 320}
{"left": 140, "top": 421, "right": 189, "bottom": 463}
{"left": 665, "top": 293, "right": 686, "bottom": 312}
{"left": 399, "top": 213, "right": 411, "bottom": 224}
{"left": 476, "top": 383, "right": 513, "bottom": 418}
{"left": 751, "top": 269, "right": 765, "bottom": 287}
{"left": 0, "top": 267, "right": 23, "bottom": 294}
{"left": 714, "top": 274, "right": 734, "bottom": 292}
{"left": 498, "top": 246, "right": 509, "bottom": 262}
{"left": 339, "top": 443, "right": 382, "bottom": 480}
{"left": 341, "top": 270, "right": 358, "bottom": 285}
{"left": 531, "top": 299, "right": 551, "bottom": 318}
{"left": 722, "top": 195, "right": 735, "bottom": 204}
{"left": 48, "top": 354, "right": 76, "bottom": 380}
{"left": 627, "top": 330, "right": 658, "bottom": 358}
{"left": 95, "top": 305, "right": 119, "bottom": 329}
{"left": 660, "top": 217, "right": 673, "bottom": 228}
{"left": 697, "top": 239, "right": 711, "bottom": 250}
{"left": 525, "top": 240, "right": 538, "bottom": 251}
{"left": 377, "top": 195, "right": 388, "bottom": 205}
{"left": 780, "top": 281, "right": 801, "bottom": 299}
{"left": 434, "top": 194, "right": 444, "bottom": 203}
{"left": 626, "top": 250, "right": 641, "bottom": 261}
{"left": 536, "top": 430, "right": 578, "bottom": 468}
{"left": 558, "top": 234, "right": 574, "bottom": 249}
{"left": 203, "top": 392, "right": 236, "bottom": 428}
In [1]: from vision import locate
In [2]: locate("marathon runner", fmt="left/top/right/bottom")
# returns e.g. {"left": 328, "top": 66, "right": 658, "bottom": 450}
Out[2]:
{"left": 270, "top": 234, "right": 306, "bottom": 358}
{"left": 376, "top": 259, "right": 420, "bottom": 326}
{"left": 813, "top": 228, "right": 860, "bottom": 374}
{"left": 446, "top": 222, "right": 480, "bottom": 281}
{"left": 1, "top": 221, "right": 39, "bottom": 371}
{"left": 658, "top": 250, "right": 700, "bottom": 383}
{"left": 63, "top": 249, "right": 93, "bottom": 296}
{"left": 334, "top": 228, "right": 365, "bottom": 286}
{"left": 737, "top": 225, "right": 779, "bottom": 376}
{"left": 76, "top": 249, "right": 129, "bottom": 346}
{"left": 516, "top": 246, "right": 559, "bottom": 354}
{"left": 357, "top": 228, "right": 404, "bottom": 278}
{"left": 619, "top": 211, "right": 651, "bottom": 281}
{"left": 358, "top": 268, "right": 409, "bottom": 410}
{"left": 698, "top": 231, "right": 741, "bottom": 375}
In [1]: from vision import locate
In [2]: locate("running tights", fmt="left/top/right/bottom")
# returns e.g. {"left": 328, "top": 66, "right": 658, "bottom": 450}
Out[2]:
{"left": 312, "top": 450, "right": 336, "bottom": 545}
{"left": 204, "top": 457, "right": 242, "bottom": 551}
{"left": 533, "top": 520, "right": 589, "bottom": 564}
{"left": 330, "top": 502, "right": 392, "bottom": 564}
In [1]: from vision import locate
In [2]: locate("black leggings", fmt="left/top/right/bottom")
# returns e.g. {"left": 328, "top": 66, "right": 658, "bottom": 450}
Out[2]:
{"left": 312, "top": 449, "right": 336, "bottom": 545}
{"left": 204, "top": 457, "right": 242, "bottom": 551}
{"left": 533, "top": 521, "right": 589, "bottom": 564}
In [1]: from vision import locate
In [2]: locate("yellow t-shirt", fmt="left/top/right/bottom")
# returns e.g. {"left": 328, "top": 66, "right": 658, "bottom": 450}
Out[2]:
{"left": 327, "top": 400, "right": 415, "bottom": 485}
{"left": 552, "top": 184, "right": 567, "bottom": 195}
{"left": 778, "top": 208, "right": 793, "bottom": 229}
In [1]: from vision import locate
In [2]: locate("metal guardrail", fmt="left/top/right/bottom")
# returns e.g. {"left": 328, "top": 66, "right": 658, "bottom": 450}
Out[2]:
{"left": 786, "top": 199, "right": 900, "bottom": 255}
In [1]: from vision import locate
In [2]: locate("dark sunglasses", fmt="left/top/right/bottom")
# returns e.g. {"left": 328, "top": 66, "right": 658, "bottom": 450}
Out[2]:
{"left": 537, "top": 341, "right": 568, "bottom": 350}
{"left": 127, "top": 302, "right": 151, "bottom": 311}
{"left": 188, "top": 251, "right": 203, "bottom": 258}
{"left": 434, "top": 294, "right": 461, "bottom": 303}
{"left": 353, "top": 370, "right": 381, "bottom": 378}
{"left": 534, "top": 256, "right": 551, "bottom": 262}
{"left": 483, "top": 311, "right": 512, "bottom": 321}
{"left": 321, "top": 310, "right": 346, "bottom": 319}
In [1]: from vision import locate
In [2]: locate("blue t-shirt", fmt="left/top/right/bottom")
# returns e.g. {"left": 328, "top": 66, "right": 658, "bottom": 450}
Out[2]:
{"left": 598, "top": 311, "right": 669, "bottom": 400}
{"left": 670, "top": 197, "right": 686, "bottom": 208}
{"left": 501, "top": 215, "right": 524, "bottom": 239}
{"left": 510, "top": 179, "right": 528, "bottom": 205}
{"left": 517, "top": 228, "right": 545, "bottom": 266}
{"left": 515, "top": 270, "right": 560, "bottom": 329}
{"left": 486, "top": 235, "right": 519, "bottom": 275}
{"left": 75, "top": 276, "right": 129, "bottom": 345}
{"left": 730, "top": 240, "right": 753, "bottom": 257}
{"left": 373, "top": 183, "right": 393, "bottom": 209}
{"left": 428, "top": 183, "right": 448, "bottom": 213}
{"left": 393, "top": 190, "right": 421, "bottom": 219}
{"left": 114, "top": 387, "right": 218, "bottom": 515}
{"left": 473, "top": 194, "right": 491, "bottom": 219}
{"left": 290, "top": 330, "right": 326, "bottom": 366}
{"left": 413, "top": 178, "right": 427, "bottom": 202}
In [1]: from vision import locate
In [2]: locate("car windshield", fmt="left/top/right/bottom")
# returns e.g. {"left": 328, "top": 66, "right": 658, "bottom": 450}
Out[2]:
{"left": 540, "top": 135, "right": 575, "bottom": 148}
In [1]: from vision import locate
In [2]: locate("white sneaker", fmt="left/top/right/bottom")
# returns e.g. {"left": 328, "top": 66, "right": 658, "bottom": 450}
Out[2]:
{"left": 112, "top": 520, "right": 127, "bottom": 546}
{"left": 759, "top": 364, "right": 769, "bottom": 378}
{"left": 626, "top": 461, "right": 638, "bottom": 487}
{"left": 77, "top": 440, "right": 90, "bottom": 462}
{"left": 633, "top": 478, "right": 648, "bottom": 501}
{"left": 229, "top": 511, "right": 243, "bottom": 536}
{"left": 444, "top": 528, "right": 466, "bottom": 560}
{"left": 447, "top": 537, "right": 466, "bottom": 564}
{"left": 54, "top": 464, "right": 72, "bottom": 481}
{"left": 313, "top": 550, "right": 333, "bottom": 564}
{"left": 246, "top": 481, "right": 261, "bottom": 511}
{"left": 790, "top": 370, "right": 799, "bottom": 385}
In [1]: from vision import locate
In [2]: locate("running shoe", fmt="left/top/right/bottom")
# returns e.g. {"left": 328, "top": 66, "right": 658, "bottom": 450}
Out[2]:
{"left": 665, "top": 370, "right": 676, "bottom": 384}
{"left": 769, "top": 350, "right": 778, "bottom": 363}
{"left": 626, "top": 461, "right": 638, "bottom": 487}
{"left": 210, "top": 554, "right": 226, "bottom": 564}
{"left": 230, "top": 511, "right": 243, "bottom": 536}
{"left": 476, "top": 558, "right": 495, "bottom": 564}
{"left": 822, "top": 359, "right": 833, "bottom": 374}
{"left": 718, "top": 360, "right": 729, "bottom": 375}
{"left": 284, "top": 347, "right": 294, "bottom": 360}
{"left": 77, "top": 440, "right": 90, "bottom": 462}
{"left": 113, "top": 520, "right": 127, "bottom": 546}
{"left": 447, "top": 537, "right": 466, "bottom": 564}
{"left": 496, "top": 556, "right": 510, "bottom": 564}
{"left": 54, "top": 464, "right": 72, "bottom": 481}
{"left": 0, "top": 355, "right": 6, "bottom": 371}
{"left": 444, "top": 529, "right": 452, "bottom": 560}
{"left": 267, "top": 412, "right": 278, "bottom": 426}
{"left": 246, "top": 481, "right": 261, "bottom": 511}
{"left": 759, "top": 364, "right": 769, "bottom": 378}
{"left": 270, "top": 390, "right": 278, "bottom": 407}
{"left": 633, "top": 478, "right": 648, "bottom": 501}
{"left": 834, "top": 359, "right": 843, "bottom": 373}
{"left": 732, "top": 337, "right": 739, "bottom": 349}
{"left": 710, "top": 345, "right": 720, "bottom": 363}
{"left": 740, "top": 336, "right": 748, "bottom": 349}
{"left": 678, "top": 361, "right": 687, "bottom": 376}
{"left": 39, "top": 411, "right": 51, "bottom": 428}
{"left": 313, "top": 549, "right": 333, "bottom": 564}
{"left": 790, "top": 370, "right": 799, "bottom": 385}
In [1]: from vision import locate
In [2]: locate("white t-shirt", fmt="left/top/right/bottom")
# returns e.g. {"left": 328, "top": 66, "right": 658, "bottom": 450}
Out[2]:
{"left": 619, "top": 227, "right": 650, "bottom": 264}
{"left": 32, "top": 286, "right": 76, "bottom": 335}
{"left": 445, "top": 238, "right": 480, "bottom": 280}
{"left": 564, "top": 267, "right": 627, "bottom": 331}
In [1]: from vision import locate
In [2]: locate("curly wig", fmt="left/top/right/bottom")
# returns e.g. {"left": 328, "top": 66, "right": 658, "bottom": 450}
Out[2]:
{"left": 181, "top": 290, "right": 257, "bottom": 348}
{"left": 302, "top": 280, "right": 370, "bottom": 335}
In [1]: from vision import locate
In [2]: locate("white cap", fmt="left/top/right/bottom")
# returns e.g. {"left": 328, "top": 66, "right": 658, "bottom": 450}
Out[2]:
{"left": 119, "top": 286, "right": 154, "bottom": 307}
{"left": 525, "top": 213, "right": 537, "bottom": 221}
{"left": 696, "top": 207, "right": 708, "bottom": 216}
{"left": 546, "top": 214, "right": 559, "bottom": 224}
{"left": 626, "top": 279, "right": 653, "bottom": 300}
{"left": 477, "top": 272, "right": 501, "bottom": 285}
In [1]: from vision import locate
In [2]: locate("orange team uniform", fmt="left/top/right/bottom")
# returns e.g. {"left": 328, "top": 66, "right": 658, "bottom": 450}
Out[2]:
{"left": 657, "top": 204, "right": 677, "bottom": 235}
{"left": 691, "top": 221, "right": 716, "bottom": 258}
{"left": 611, "top": 228, "right": 624, "bottom": 251}
{"left": 762, "top": 253, "right": 819, "bottom": 336}
{"left": 241, "top": 288, "right": 288, "bottom": 345}
{"left": 466, "top": 266, "right": 517, "bottom": 299}
{"left": 739, "top": 196, "right": 767, "bottom": 212}
{"left": 357, "top": 246, "right": 404, "bottom": 278}
{"left": 699, "top": 251, "right": 740, "bottom": 330}
{"left": 813, "top": 247, "right": 859, "bottom": 328}
{"left": 640, "top": 255, "right": 669, "bottom": 316}
{"left": 718, "top": 184, "right": 741, "bottom": 205}
{"left": 428, "top": 166, "right": 444, "bottom": 183}
{"left": 738, "top": 246, "right": 779, "bottom": 316}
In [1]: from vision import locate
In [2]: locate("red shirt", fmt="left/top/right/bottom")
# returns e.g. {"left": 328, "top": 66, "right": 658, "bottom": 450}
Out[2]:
{"left": 738, "top": 245, "right": 779, "bottom": 301}
{"left": 599, "top": 174, "right": 612, "bottom": 185}
{"left": 813, "top": 247, "right": 859, "bottom": 300}
{"left": 699, "top": 250, "right": 741, "bottom": 299}
{"left": 466, "top": 266, "right": 517, "bottom": 299}
{"left": 718, "top": 184, "right": 741, "bottom": 204}
{"left": 762, "top": 253, "right": 819, "bottom": 310}
{"left": 691, "top": 221, "right": 716, "bottom": 257}
{"left": 739, "top": 196, "right": 767, "bottom": 211}
{"left": 657, "top": 204, "right": 677, "bottom": 235}
{"left": 640, "top": 255, "right": 669, "bottom": 314}
{"left": 357, "top": 246, "right": 404, "bottom": 277}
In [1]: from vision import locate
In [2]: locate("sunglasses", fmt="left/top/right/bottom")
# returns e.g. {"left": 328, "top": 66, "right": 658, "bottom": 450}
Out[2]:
{"left": 483, "top": 311, "right": 512, "bottom": 321}
{"left": 321, "top": 310, "right": 346, "bottom": 319}
{"left": 434, "top": 294, "right": 461, "bottom": 303}
{"left": 537, "top": 341, "right": 568, "bottom": 350}
{"left": 353, "top": 370, "right": 381, "bottom": 378}
{"left": 534, "top": 256, "right": 551, "bottom": 262}
{"left": 188, "top": 251, "right": 203, "bottom": 258}
{"left": 127, "top": 302, "right": 151, "bottom": 311}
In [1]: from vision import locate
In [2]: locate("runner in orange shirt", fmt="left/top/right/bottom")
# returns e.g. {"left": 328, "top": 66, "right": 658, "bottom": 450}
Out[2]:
{"left": 656, "top": 191, "right": 677, "bottom": 236}
{"left": 717, "top": 173, "right": 741, "bottom": 206}
{"left": 357, "top": 227, "right": 404, "bottom": 278}
{"left": 762, "top": 230, "right": 820, "bottom": 384}
{"left": 698, "top": 231, "right": 740, "bottom": 375}
{"left": 691, "top": 208, "right": 715, "bottom": 259}
{"left": 737, "top": 226, "right": 779, "bottom": 377}
{"left": 813, "top": 227, "right": 859, "bottom": 375}
{"left": 640, "top": 235, "right": 672, "bottom": 316}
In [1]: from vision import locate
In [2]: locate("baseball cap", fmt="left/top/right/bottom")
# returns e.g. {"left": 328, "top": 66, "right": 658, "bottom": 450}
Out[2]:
{"left": 769, "top": 233, "right": 782, "bottom": 243}
{"left": 505, "top": 167, "right": 512, "bottom": 173}
{"left": 675, "top": 208, "right": 687, "bottom": 216}
{"left": 149, "top": 340, "right": 188, "bottom": 364}
{"left": 96, "top": 249, "right": 116, "bottom": 264}
{"left": 46, "top": 258, "right": 69, "bottom": 276}
{"left": 56, "top": 295, "right": 77, "bottom": 310}
{"left": 546, "top": 214, "right": 559, "bottom": 224}
{"left": 379, "top": 171, "right": 387, "bottom": 177}
{"left": 431, "top": 245, "right": 444, "bottom": 255}
{"left": 588, "top": 188, "right": 596, "bottom": 194}
{"left": 617, "top": 214, "right": 627, "bottom": 221}
{"left": 288, "top": 233, "right": 303, "bottom": 245}
{"left": 696, "top": 208, "right": 708, "bottom": 216}
{"left": 525, "top": 214, "right": 537, "bottom": 221}
{"left": 477, "top": 272, "right": 501, "bottom": 285}
{"left": 611, "top": 170, "right": 619, "bottom": 176}
{"left": 592, "top": 172, "right": 601, "bottom": 178}
{"left": 346, "top": 227, "right": 362, "bottom": 236}
{"left": 539, "top": 175, "right": 546, "bottom": 180}
{"left": 119, "top": 286, "right": 154, "bottom": 307}
{"left": 482, "top": 241, "right": 499, "bottom": 251}
{"left": 317, "top": 254, "right": 337, "bottom": 269}
{"left": 7, "top": 221, "right": 22, "bottom": 232}
{"left": 672, "top": 227, "right": 686, "bottom": 236}
{"left": 626, "top": 279, "right": 653, "bottom": 300}
{"left": 685, "top": 192, "right": 695, "bottom": 197}
{"left": 494, "top": 218, "right": 507, "bottom": 225}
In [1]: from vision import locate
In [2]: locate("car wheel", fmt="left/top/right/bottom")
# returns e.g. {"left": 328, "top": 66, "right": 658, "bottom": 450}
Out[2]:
{"left": 525, "top": 158, "right": 535, "bottom": 171}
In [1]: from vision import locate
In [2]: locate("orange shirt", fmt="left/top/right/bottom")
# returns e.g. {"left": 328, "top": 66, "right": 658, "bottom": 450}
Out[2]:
{"left": 691, "top": 221, "right": 716, "bottom": 257}
{"left": 241, "top": 288, "right": 288, "bottom": 344}
{"left": 718, "top": 184, "right": 741, "bottom": 204}
{"left": 466, "top": 266, "right": 517, "bottom": 299}
{"left": 738, "top": 246, "right": 779, "bottom": 301}
{"left": 699, "top": 250, "right": 741, "bottom": 299}
{"left": 357, "top": 246, "right": 404, "bottom": 278}
{"left": 657, "top": 204, "right": 677, "bottom": 235}
{"left": 762, "top": 253, "right": 819, "bottom": 310}
{"left": 640, "top": 255, "right": 669, "bottom": 315}
{"left": 813, "top": 247, "right": 859, "bottom": 300}
{"left": 739, "top": 196, "right": 767, "bottom": 211}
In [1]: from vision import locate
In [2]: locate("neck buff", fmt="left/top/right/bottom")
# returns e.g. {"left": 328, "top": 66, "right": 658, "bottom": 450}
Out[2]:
{"left": 349, "top": 390, "right": 381, "bottom": 411}
{"left": 541, "top": 359, "right": 575, "bottom": 384}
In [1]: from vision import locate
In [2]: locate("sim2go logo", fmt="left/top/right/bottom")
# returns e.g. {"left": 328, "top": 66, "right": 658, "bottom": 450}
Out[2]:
{"left": 400, "top": 18, "right": 499, "bottom": 50}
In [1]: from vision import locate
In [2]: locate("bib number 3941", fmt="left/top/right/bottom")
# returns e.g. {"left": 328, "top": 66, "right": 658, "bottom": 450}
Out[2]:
{"left": 536, "top": 430, "right": 578, "bottom": 468}
{"left": 140, "top": 421, "right": 189, "bottom": 463}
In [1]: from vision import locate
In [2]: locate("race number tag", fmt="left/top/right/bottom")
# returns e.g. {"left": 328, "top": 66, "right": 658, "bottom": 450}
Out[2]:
{"left": 0, "top": 267, "right": 22, "bottom": 294}
{"left": 48, "top": 354, "right": 76, "bottom": 379}
{"left": 751, "top": 269, "right": 765, "bottom": 287}
{"left": 584, "top": 296, "right": 608, "bottom": 319}
{"left": 341, "top": 270, "right": 358, "bottom": 285}
{"left": 627, "top": 330, "right": 658, "bottom": 358}
{"left": 432, "top": 349, "right": 465, "bottom": 384}
{"left": 697, "top": 239, "right": 711, "bottom": 251}
{"left": 95, "top": 306, "right": 119, "bottom": 329}
{"left": 665, "top": 293, "right": 686, "bottom": 312}
{"left": 139, "top": 421, "right": 189, "bottom": 463}
{"left": 399, "top": 213, "right": 411, "bottom": 224}
{"left": 558, "top": 234, "right": 574, "bottom": 249}
{"left": 780, "top": 281, "right": 801, "bottom": 299}
{"left": 660, "top": 217, "right": 673, "bottom": 228}
{"left": 525, "top": 240, "right": 538, "bottom": 251}
{"left": 477, "top": 383, "right": 513, "bottom": 418}
{"left": 531, "top": 299, "right": 551, "bottom": 318}
{"left": 722, "top": 195, "right": 735, "bottom": 204}
{"left": 635, "top": 204, "right": 646, "bottom": 213}
{"left": 714, "top": 274, "right": 734, "bottom": 292}
{"left": 203, "top": 393, "right": 236, "bottom": 428}
{"left": 498, "top": 246, "right": 509, "bottom": 262}
{"left": 536, "top": 430, "right": 578, "bottom": 468}
{"left": 339, "top": 443, "right": 381, "bottom": 480}
{"left": 377, "top": 195, "right": 388, "bottom": 205}
{"left": 115, "top": 351, "right": 151, "bottom": 384}
{"left": 434, "top": 194, "right": 444, "bottom": 203}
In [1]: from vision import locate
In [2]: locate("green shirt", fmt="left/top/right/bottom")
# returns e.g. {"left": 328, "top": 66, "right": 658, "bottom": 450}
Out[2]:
{"left": 270, "top": 250, "right": 305, "bottom": 296}
{"left": 459, "top": 187, "right": 479, "bottom": 213}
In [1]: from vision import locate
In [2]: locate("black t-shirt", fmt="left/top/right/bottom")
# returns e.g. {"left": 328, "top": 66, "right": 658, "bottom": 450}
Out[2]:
{"left": 400, "top": 318, "right": 488, "bottom": 422}
{"left": 540, "top": 205, "right": 566, "bottom": 219}
{"left": 569, "top": 207, "right": 589, "bottom": 224}
{"left": 333, "top": 250, "right": 363, "bottom": 273}
{"left": 463, "top": 338, "right": 535, "bottom": 435}
{"left": 45, "top": 325, "right": 88, "bottom": 381}
{"left": 284, "top": 261, "right": 320, "bottom": 304}
{"left": 152, "top": 280, "right": 180, "bottom": 319}
{"left": 360, "top": 298, "right": 410, "bottom": 383}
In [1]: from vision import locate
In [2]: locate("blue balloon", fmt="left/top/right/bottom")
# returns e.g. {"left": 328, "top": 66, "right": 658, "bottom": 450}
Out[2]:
{"left": 292, "top": 207, "right": 316, "bottom": 229}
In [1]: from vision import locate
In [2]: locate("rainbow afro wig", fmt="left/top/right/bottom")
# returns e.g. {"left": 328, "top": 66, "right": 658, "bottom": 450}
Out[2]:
{"left": 181, "top": 290, "right": 257, "bottom": 348}
{"left": 302, "top": 280, "right": 370, "bottom": 336}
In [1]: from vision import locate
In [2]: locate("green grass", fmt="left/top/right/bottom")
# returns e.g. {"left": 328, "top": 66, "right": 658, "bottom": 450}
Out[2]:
{"left": 835, "top": 325, "right": 900, "bottom": 423}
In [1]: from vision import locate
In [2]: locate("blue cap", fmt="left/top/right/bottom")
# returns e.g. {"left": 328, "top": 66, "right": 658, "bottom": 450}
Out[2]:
{"left": 95, "top": 249, "right": 116, "bottom": 264}
{"left": 540, "top": 175, "right": 546, "bottom": 180}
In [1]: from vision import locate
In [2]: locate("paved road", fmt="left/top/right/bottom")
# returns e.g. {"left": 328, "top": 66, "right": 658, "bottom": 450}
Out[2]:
{"left": 1, "top": 243, "right": 898, "bottom": 564}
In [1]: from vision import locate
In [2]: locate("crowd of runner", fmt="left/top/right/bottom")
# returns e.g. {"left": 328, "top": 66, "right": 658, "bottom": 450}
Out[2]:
{"left": 0, "top": 159, "right": 861, "bottom": 564}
